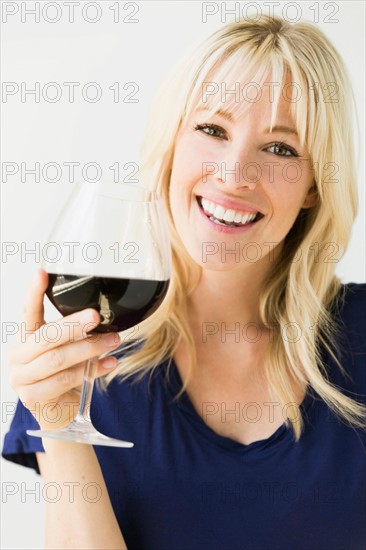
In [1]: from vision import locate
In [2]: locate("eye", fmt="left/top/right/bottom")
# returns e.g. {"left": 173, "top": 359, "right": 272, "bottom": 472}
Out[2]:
{"left": 193, "top": 123, "right": 228, "bottom": 140}
{"left": 266, "top": 142, "right": 299, "bottom": 157}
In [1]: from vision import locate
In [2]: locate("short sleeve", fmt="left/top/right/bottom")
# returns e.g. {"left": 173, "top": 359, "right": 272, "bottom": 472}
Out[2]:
{"left": 1, "top": 399, "right": 44, "bottom": 475}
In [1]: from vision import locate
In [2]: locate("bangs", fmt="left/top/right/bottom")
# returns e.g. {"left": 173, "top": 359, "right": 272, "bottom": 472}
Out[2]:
{"left": 183, "top": 45, "right": 310, "bottom": 151}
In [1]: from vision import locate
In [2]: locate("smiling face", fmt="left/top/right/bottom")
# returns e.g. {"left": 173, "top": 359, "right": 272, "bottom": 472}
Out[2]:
{"left": 168, "top": 73, "right": 317, "bottom": 271}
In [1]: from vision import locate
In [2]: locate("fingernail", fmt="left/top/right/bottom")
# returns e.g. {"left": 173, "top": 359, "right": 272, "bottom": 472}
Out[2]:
{"left": 103, "top": 333, "right": 121, "bottom": 347}
{"left": 102, "top": 357, "right": 117, "bottom": 369}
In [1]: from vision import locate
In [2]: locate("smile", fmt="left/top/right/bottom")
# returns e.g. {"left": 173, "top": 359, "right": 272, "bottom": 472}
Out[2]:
{"left": 196, "top": 196, "right": 264, "bottom": 227}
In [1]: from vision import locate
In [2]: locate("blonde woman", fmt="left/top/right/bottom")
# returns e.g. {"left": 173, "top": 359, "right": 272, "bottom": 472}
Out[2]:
{"left": 3, "top": 15, "right": 366, "bottom": 550}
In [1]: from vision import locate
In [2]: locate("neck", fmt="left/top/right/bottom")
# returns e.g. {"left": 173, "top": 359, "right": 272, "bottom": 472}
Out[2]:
{"left": 186, "top": 246, "right": 282, "bottom": 333}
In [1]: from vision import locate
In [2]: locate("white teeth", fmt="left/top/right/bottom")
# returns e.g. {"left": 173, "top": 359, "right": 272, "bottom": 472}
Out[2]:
{"left": 213, "top": 205, "right": 225, "bottom": 220}
{"left": 241, "top": 213, "right": 252, "bottom": 224}
{"left": 200, "top": 197, "right": 259, "bottom": 226}
{"left": 223, "top": 209, "right": 236, "bottom": 222}
{"left": 210, "top": 217, "right": 224, "bottom": 225}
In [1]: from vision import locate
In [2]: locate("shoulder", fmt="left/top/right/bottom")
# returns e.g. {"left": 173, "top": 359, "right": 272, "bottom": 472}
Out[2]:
{"left": 333, "top": 282, "right": 366, "bottom": 340}
{"left": 327, "top": 282, "right": 366, "bottom": 396}
{"left": 337, "top": 282, "right": 366, "bottom": 316}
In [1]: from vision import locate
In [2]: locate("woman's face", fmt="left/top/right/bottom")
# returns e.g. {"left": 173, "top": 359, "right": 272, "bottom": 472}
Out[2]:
{"left": 169, "top": 74, "right": 317, "bottom": 270}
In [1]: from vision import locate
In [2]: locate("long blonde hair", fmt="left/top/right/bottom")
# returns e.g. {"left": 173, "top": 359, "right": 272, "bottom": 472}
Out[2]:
{"left": 98, "top": 15, "right": 366, "bottom": 441}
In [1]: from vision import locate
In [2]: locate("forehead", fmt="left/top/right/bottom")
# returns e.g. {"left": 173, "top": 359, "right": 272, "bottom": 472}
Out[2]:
{"left": 184, "top": 54, "right": 306, "bottom": 141}
{"left": 196, "top": 79, "right": 295, "bottom": 121}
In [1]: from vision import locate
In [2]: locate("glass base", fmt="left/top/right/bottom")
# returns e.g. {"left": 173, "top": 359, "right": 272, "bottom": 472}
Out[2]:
{"left": 27, "top": 420, "right": 134, "bottom": 448}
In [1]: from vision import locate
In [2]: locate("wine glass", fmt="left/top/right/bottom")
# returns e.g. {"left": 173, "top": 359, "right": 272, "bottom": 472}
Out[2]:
{"left": 26, "top": 181, "right": 171, "bottom": 447}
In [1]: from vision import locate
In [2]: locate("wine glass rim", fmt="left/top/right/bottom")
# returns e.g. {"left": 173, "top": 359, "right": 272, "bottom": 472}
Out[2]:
{"left": 74, "top": 180, "right": 161, "bottom": 203}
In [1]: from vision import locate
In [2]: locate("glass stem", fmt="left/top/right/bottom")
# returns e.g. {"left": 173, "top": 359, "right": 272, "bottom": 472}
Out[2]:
{"left": 74, "top": 356, "right": 98, "bottom": 424}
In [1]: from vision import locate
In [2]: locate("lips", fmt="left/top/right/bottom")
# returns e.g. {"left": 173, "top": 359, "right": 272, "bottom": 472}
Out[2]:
{"left": 196, "top": 194, "right": 264, "bottom": 216}
{"left": 194, "top": 197, "right": 264, "bottom": 235}
{"left": 196, "top": 195, "right": 264, "bottom": 227}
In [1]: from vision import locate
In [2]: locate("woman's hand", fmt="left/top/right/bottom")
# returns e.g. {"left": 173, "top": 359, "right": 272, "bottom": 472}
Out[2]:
{"left": 8, "top": 268, "right": 121, "bottom": 431}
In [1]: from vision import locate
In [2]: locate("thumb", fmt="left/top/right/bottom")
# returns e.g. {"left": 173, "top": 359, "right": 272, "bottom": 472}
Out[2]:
{"left": 21, "top": 268, "right": 49, "bottom": 334}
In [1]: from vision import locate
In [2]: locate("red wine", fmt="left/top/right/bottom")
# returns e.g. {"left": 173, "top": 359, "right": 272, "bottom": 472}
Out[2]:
{"left": 46, "top": 274, "right": 169, "bottom": 333}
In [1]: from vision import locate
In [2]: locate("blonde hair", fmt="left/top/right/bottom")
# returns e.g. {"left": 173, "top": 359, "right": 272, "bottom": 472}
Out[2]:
{"left": 98, "top": 15, "right": 366, "bottom": 441}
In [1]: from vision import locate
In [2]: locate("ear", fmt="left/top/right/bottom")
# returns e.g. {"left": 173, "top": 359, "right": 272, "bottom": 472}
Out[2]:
{"left": 301, "top": 183, "right": 318, "bottom": 209}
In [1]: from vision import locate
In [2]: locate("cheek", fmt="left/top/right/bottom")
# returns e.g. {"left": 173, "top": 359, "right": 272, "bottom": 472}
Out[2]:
{"left": 168, "top": 161, "right": 191, "bottom": 231}
{"left": 169, "top": 141, "right": 203, "bottom": 210}
{"left": 169, "top": 158, "right": 186, "bottom": 215}
{"left": 170, "top": 133, "right": 215, "bottom": 186}
{"left": 263, "top": 162, "right": 313, "bottom": 203}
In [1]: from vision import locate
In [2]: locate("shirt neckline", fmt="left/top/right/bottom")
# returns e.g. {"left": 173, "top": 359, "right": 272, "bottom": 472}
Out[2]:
{"left": 162, "top": 356, "right": 316, "bottom": 454}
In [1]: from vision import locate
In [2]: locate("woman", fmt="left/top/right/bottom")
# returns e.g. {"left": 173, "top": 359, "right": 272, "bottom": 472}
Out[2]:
{"left": 3, "top": 14, "right": 366, "bottom": 550}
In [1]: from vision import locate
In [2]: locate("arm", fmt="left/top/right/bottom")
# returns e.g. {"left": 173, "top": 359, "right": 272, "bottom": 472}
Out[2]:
{"left": 36, "top": 441, "right": 127, "bottom": 550}
{"left": 7, "top": 268, "right": 127, "bottom": 548}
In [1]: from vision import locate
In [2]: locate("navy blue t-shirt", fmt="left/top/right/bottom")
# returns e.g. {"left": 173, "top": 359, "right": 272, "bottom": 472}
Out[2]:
{"left": 2, "top": 283, "right": 366, "bottom": 550}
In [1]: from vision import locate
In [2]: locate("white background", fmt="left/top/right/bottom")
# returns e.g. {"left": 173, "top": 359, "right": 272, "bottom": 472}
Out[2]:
{"left": 1, "top": 1, "right": 365, "bottom": 548}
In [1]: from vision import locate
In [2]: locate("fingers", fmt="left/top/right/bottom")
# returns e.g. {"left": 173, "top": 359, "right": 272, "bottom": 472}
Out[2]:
{"left": 21, "top": 269, "right": 49, "bottom": 333}
{"left": 10, "top": 332, "right": 122, "bottom": 386}
{"left": 15, "top": 356, "right": 119, "bottom": 405}
{"left": 9, "top": 308, "right": 101, "bottom": 365}
{"left": 17, "top": 363, "right": 86, "bottom": 404}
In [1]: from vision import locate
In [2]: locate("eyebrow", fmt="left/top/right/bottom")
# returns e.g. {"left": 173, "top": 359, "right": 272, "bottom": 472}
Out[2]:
{"left": 197, "top": 107, "right": 234, "bottom": 121}
{"left": 265, "top": 125, "right": 298, "bottom": 136}
{"left": 197, "top": 108, "right": 298, "bottom": 136}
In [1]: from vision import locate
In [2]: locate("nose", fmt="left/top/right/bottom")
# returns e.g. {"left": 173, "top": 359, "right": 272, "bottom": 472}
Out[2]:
{"left": 213, "top": 146, "right": 260, "bottom": 191}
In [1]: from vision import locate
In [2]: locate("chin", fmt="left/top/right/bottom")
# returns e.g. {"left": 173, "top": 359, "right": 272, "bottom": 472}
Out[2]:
{"left": 183, "top": 240, "right": 246, "bottom": 271}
